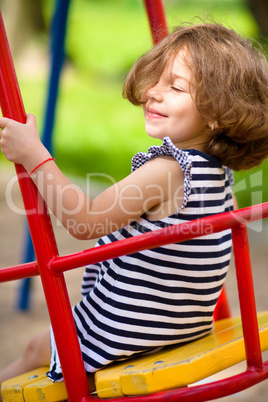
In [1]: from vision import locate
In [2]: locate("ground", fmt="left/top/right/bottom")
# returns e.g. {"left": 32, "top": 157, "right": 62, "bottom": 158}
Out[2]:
{"left": 0, "top": 164, "right": 267, "bottom": 401}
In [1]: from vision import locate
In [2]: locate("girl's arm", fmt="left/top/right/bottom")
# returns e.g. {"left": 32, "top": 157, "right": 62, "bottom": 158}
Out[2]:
{"left": 0, "top": 114, "right": 184, "bottom": 240}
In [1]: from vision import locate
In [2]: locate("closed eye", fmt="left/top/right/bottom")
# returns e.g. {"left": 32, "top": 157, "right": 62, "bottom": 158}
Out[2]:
{"left": 171, "top": 86, "right": 184, "bottom": 93}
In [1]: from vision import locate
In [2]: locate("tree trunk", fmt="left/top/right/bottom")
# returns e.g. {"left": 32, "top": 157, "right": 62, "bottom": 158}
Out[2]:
{"left": 248, "top": 0, "right": 268, "bottom": 38}
{"left": 0, "top": 0, "right": 47, "bottom": 58}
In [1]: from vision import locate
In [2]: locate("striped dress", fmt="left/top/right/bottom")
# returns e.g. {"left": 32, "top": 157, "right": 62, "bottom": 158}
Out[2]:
{"left": 48, "top": 137, "right": 233, "bottom": 381}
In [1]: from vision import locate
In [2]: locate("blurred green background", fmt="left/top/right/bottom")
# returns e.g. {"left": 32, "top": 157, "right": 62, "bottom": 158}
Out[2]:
{"left": 0, "top": 0, "right": 267, "bottom": 207}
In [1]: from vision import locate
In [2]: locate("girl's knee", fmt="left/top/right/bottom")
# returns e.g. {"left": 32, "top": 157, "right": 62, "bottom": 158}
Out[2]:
{"left": 22, "top": 334, "right": 41, "bottom": 365}
{"left": 22, "top": 328, "right": 51, "bottom": 368}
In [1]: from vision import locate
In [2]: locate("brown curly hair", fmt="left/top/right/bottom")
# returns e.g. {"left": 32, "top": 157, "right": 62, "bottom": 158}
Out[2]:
{"left": 123, "top": 22, "right": 268, "bottom": 171}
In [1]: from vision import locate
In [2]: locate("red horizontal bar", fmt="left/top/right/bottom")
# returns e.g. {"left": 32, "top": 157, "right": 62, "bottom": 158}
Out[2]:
{"left": 0, "top": 261, "right": 39, "bottom": 282}
{"left": 51, "top": 203, "right": 268, "bottom": 274}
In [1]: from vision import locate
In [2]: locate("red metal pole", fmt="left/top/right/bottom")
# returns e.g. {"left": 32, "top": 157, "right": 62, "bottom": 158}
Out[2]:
{"left": 232, "top": 224, "right": 263, "bottom": 370}
{"left": 0, "top": 12, "right": 91, "bottom": 402}
{"left": 143, "top": 0, "right": 169, "bottom": 44}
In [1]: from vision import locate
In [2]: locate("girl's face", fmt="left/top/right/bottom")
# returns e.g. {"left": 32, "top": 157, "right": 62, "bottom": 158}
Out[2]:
{"left": 142, "top": 49, "right": 211, "bottom": 150}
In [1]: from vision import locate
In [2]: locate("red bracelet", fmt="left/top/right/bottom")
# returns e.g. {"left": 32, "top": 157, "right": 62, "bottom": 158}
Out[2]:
{"left": 29, "top": 157, "right": 56, "bottom": 176}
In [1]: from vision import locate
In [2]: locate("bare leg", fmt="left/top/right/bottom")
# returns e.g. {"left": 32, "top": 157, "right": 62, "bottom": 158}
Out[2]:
{"left": 0, "top": 327, "right": 51, "bottom": 402}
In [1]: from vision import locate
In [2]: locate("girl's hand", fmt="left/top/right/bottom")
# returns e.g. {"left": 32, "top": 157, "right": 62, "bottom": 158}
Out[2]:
{"left": 0, "top": 113, "right": 51, "bottom": 172}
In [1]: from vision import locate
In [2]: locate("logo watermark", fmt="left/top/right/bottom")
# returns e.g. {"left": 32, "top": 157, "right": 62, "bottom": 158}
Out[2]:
{"left": 3, "top": 169, "right": 265, "bottom": 238}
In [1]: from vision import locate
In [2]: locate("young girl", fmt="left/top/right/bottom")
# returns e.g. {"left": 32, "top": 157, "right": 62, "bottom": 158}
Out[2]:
{"left": 0, "top": 21, "right": 268, "bottom": 390}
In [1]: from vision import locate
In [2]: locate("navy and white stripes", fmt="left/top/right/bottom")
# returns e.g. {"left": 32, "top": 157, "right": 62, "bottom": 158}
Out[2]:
{"left": 47, "top": 137, "right": 233, "bottom": 381}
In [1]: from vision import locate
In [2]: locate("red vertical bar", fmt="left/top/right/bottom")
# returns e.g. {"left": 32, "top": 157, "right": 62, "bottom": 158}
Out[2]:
{"left": 143, "top": 0, "right": 169, "bottom": 44}
{"left": 0, "top": 12, "right": 91, "bottom": 401}
{"left": 232, "top": 224, "right": 263, "bottom": 370}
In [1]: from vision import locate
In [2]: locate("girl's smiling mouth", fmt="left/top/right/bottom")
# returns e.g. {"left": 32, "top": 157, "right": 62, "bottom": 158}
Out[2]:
{"left": 146, "top": 107, "right": 168, "bottom": 119}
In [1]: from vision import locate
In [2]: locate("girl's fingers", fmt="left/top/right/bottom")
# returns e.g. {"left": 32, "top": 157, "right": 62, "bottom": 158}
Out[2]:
{"left": 0, "top": 115, "right": 36, "bottom": 129}
{"left": 0, "top": 117, "right": 9, "bottom": 129}
{"left": 0, "top": 116, "right": 32, "bottom": 130}
{"left": 26, "top": 113, "right": 36, "bottom": 125}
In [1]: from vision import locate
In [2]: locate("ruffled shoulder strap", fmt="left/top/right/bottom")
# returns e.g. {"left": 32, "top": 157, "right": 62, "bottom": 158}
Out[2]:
{"left": 132, "top": 137, "right": 190, "bottom": 172}
{"left": 132, "top": 137, "right": 192, "bottom": 211}
{"left": 224, "top": 166, "right": 234, "bottom": 188}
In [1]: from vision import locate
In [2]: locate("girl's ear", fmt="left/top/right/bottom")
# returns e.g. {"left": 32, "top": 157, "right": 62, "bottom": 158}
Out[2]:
{"left": 208, "top": 121, "right": 220, "bottom": 131}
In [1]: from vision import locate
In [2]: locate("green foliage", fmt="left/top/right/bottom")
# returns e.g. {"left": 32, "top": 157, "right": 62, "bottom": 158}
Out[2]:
{"left": 3, "top": 0, "right": 267, "bottom": 206}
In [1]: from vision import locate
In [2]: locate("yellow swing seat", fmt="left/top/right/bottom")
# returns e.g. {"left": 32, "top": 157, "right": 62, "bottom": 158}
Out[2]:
{"left": 2, "top": 311, "right": 268, "bottom": 401}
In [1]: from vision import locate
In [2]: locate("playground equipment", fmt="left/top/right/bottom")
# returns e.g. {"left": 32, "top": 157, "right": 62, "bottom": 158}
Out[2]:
{"left": 0, "top": 1, "right": 268, "bottom": 401}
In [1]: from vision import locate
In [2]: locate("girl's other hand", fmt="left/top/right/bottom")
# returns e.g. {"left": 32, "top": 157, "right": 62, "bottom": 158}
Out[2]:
{"left": 0, "top": 113, "right": 50, "bottom": 172}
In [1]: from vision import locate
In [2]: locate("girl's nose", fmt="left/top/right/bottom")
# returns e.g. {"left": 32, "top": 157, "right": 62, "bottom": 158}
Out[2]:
{"left": 146, "top": 82, "right": 164, "bottom": 102}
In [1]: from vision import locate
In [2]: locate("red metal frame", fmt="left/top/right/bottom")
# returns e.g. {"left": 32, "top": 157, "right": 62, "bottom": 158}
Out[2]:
{"left": 1, "top": 3, "right": 268, "bottom": 402}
